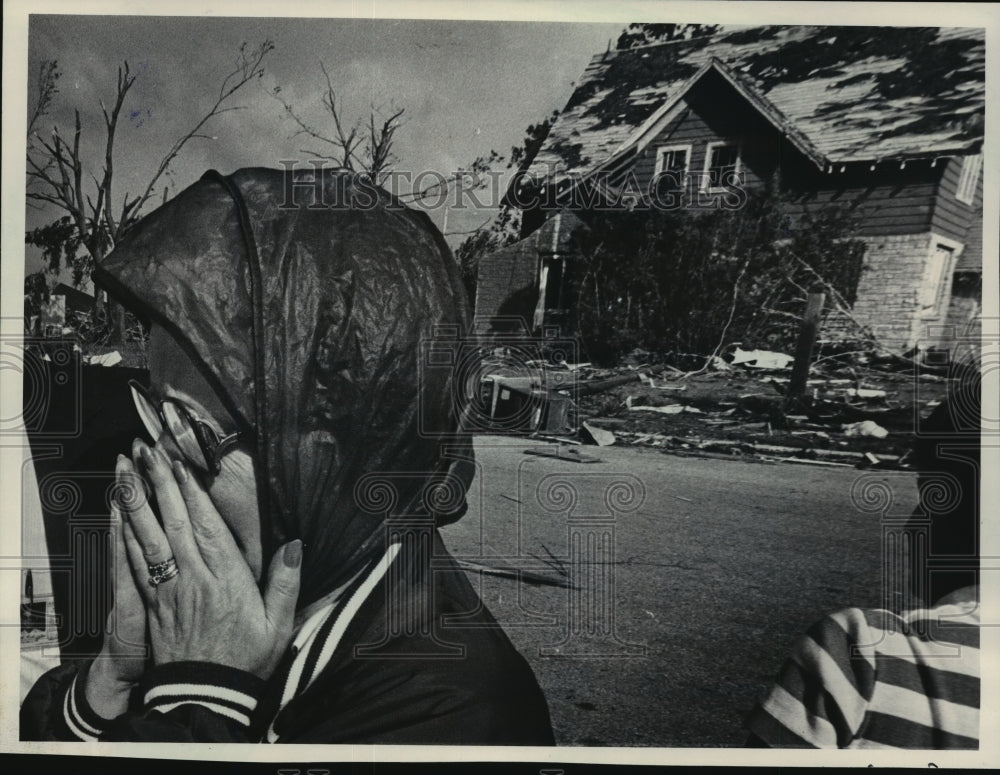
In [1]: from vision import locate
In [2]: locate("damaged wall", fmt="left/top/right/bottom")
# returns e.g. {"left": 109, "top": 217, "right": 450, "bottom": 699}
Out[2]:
{"left": 843, "top": 233, "right": 970, "bottom": 352}
{"left": 473, "top": 238, "right": 540, "bottom": 332}
{"left": 475, "top": 211, "right": 586, "bottom": 335}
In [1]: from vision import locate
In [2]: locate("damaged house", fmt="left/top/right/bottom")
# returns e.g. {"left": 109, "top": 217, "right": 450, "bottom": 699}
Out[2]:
{"left": 476, "top": 25, "right": 984, "bottom": 354}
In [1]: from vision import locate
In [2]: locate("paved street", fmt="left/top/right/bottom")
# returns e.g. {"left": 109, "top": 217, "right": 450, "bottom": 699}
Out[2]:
{"left": 440, "top": 435, "right": 920, "bottom": 747}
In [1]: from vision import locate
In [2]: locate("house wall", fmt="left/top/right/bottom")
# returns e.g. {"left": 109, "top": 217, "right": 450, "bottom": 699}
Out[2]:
{"left": 519, "top": 74, "right": 983, "bottom": 354}
{"left": 476, "top": 211, "right": 587, "bottom": 336}
{"left": 849, "top": 233, "right": 934, "bottom": 350}
{"left": 780, "top": 170, "right": 939, "bottom": 237}
{"left": 609, "top": 77, "right": 981, "bottom": 353}
{"left": 932, "top": 155, "right": 983, "bottom": 247}
{"left": 629, "top": 81, "right": 773, "bottom": 193}
{"left": 473, "top": 238, "right": 540, "bottom": 333}
{"left": 627, "top": 73, "right": 946, "bottom": 238}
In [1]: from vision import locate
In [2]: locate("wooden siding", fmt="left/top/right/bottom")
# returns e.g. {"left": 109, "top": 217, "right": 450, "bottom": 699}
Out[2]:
{"left": 932, "top": 155, "right": 983, "bottom": 258}
{"left": 630, "top": 73, "right": 777, "bottom": 193}
{"left": 780, "top": 173, "right": 940, "bottom": 237}
{"left": 604, "top": 72, "right": 946, "bottom": 236}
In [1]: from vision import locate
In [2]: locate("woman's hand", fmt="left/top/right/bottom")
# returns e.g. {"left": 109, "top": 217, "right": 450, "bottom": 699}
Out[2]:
{"left": 83, "top": 454, "right": 149, "bottom": 719}
{"left": 121, "top": 440, "right": 302, "bottom": 680}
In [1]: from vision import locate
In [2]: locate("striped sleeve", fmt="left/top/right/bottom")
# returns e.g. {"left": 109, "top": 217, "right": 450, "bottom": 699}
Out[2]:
{"left": 140, "top": 662, "right": 266, "bottom": 729}
{"left": 62, "top": 668, "right": 115, "bottom": 741}
{"left": 746, "top": 609, "right": 876, "bottom": 748}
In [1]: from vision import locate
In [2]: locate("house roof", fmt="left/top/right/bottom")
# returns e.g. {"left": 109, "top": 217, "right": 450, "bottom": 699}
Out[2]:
{"left": 522, "top": 25, "right": 985, "bottom": 186}
{"left": 602, "top": 57, "right": 828, "bottom": 174}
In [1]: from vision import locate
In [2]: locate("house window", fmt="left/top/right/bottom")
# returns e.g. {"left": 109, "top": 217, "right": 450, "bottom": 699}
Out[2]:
{"left": 655, "top": 145, "right": 690, "bottom": 179}
{"left": 920, "top": 243, "right": 956, "bottom": 316}
{"left": 955, "top": 154, "right": 982, "bottom": 205}
{"left": 702, "top": 141, "right": 741, "bottom": 190}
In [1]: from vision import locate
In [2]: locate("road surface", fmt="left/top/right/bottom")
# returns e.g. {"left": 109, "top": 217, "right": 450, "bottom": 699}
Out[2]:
{"left": 439, "top": 435, "right": 919, "bottom": 747}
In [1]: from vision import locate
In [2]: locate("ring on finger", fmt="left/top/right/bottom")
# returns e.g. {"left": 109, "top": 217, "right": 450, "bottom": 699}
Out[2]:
{"left": 147, "top": 557, "right": 180, "bottom": 587}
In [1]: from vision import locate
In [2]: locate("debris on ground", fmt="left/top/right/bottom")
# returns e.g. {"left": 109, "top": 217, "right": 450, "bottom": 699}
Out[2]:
{"left": 842, "top": 420, "right": 889, "bottom": 439}
{"left": 580, "top": 422, "right": 616, "bottom": 447}
{"left": 524, "top": 446, "right": 603, "bottom": 464}
{"left": 730, "top": 348, "right": 795, "bottom": 369}
{"left": 473, "top": 342, "right": 959, "bottom": 469}
{"left": 628, "top": 404, "right": 702, "bottom": 415}
{"left": 454, "top": 559, "right": 573, "bottom": 588}
{"left": 85, "top": 350, "right": 123, "bottom": 367}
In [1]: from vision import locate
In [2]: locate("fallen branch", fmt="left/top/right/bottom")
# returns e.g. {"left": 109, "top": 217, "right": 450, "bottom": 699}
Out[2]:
{"left": 677, "top": 256, "right": 751, "bottom": 379}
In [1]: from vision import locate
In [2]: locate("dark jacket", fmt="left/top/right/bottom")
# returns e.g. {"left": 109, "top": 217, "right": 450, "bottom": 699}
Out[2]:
{"left": 21, "top": 168, "right": 553, "bottom": 745}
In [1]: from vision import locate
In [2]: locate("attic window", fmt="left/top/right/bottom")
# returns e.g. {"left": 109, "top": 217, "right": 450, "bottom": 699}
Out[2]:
{"left": 702, "top": 141, "right": 742, "bottom": 190}
{"left": 654, "top": 144, "right": 691, "bottom": 182}
{"left": 956, "top": 153, "right": 982, "bottom": 205}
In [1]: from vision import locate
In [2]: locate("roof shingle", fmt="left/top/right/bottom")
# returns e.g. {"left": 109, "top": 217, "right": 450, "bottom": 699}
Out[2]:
{"left": 525, "top": 25, "right": 984, "bottom": 183}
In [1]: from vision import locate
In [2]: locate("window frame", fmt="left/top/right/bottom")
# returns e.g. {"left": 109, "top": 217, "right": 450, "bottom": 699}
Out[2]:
{"left": 701, "top": 140, "right": 743, "bottom": 192}
{"left": 654, "top": 144, "right": 692, "bottom": 179}
{"left": 955, "top": 153, "right": 982, "bottom": 205}
{"left": 920, "top": 236, "right": 964, "bottom": 318}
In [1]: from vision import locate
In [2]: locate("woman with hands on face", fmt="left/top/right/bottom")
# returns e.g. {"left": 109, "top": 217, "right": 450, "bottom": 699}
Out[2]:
{"left": 20, "top": 168, "right": 554, "bottom": 745}
{"left": 84, "top": 322, "right": 302, "bottom": 724}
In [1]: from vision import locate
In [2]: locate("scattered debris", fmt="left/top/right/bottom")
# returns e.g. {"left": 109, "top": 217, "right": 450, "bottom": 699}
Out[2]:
{"left": 454, "top": 559, "right": 574, "bottom": 588}
{"left": 581, "top": 422, "right": 616, "bottom": 446}
{"left": 846, "top": 388, "right": 888, "bottom": 399}
{"left": 842, "top": 420, "right": 889, "bottom": 439}
{"left": 628, "top": 404, "right": 703, "bottom": 415}
{"left": 472, "top": 343, "right": 949, "bottom": 467}
{"left": 85, "top": 351, "right": 123, "bottom": 367}
{"left": 763, "top": 456, "right": 855, "bottom": 468}
{"left": 731, "top": 348, "right": 795, "bottom": 369}
{"left": 524, "top": 446, "right": 602, "bottom": 464}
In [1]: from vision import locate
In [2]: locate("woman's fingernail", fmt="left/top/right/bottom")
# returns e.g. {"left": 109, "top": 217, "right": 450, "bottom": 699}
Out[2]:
{"left": 284, "top": 540, "right": 303, "bottom": 568}
{"left": 171, "top": 459, "right": 188, "bottom": 484}
{"left": 139, "top": 444, "right": 155, "bottom": 468}
{"left": 115, "top": 453, "right": 127, "bottom": 471}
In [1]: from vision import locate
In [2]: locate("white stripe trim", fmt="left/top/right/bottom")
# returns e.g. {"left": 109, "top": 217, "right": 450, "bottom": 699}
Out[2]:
{"left": 292, "top": 602, "right": 335, "bottom": 653}
{"left": 265, "top": 541, "right": 402, "bottom": 743}
{"left": 63, "top": 679, "right": 100, "bottom": 742}
{"left": 69, "top": 675, "right": 104, "bottom": 736}
{"left": 153, "top": 699, "right": 251, "bottom": 727}
{"left": 277, "top": 603, "right": 339, "bottom": 714}
{"left": 306, "top": 541, "right": 402, "bottom": 694}
{"left": 145, "top": 682, "right": 258, "bottom": 711}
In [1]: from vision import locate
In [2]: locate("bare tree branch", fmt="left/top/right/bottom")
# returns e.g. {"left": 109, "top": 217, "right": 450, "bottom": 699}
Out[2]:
{"left": 25, "top": 39, "right": 275, "bottom": 316}
{"left": 27, "top": 60, "right": 60, "bottom": 139}
{"left": 127, "top": 40, "right": 274, "bottom": 235}
{"left": 98, "top": 63, "right": 136, "bottom": 248}
{"left": 273, "top": 62, "right": 410, "bottom": 181}
{"left": 444, "top": 215, "right": 493, "bottom": 236}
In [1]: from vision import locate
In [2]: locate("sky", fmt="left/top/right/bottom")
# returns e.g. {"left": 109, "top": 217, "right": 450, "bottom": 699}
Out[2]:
{"left": 23, "top": 14, "right": 624, "bottom": 276}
